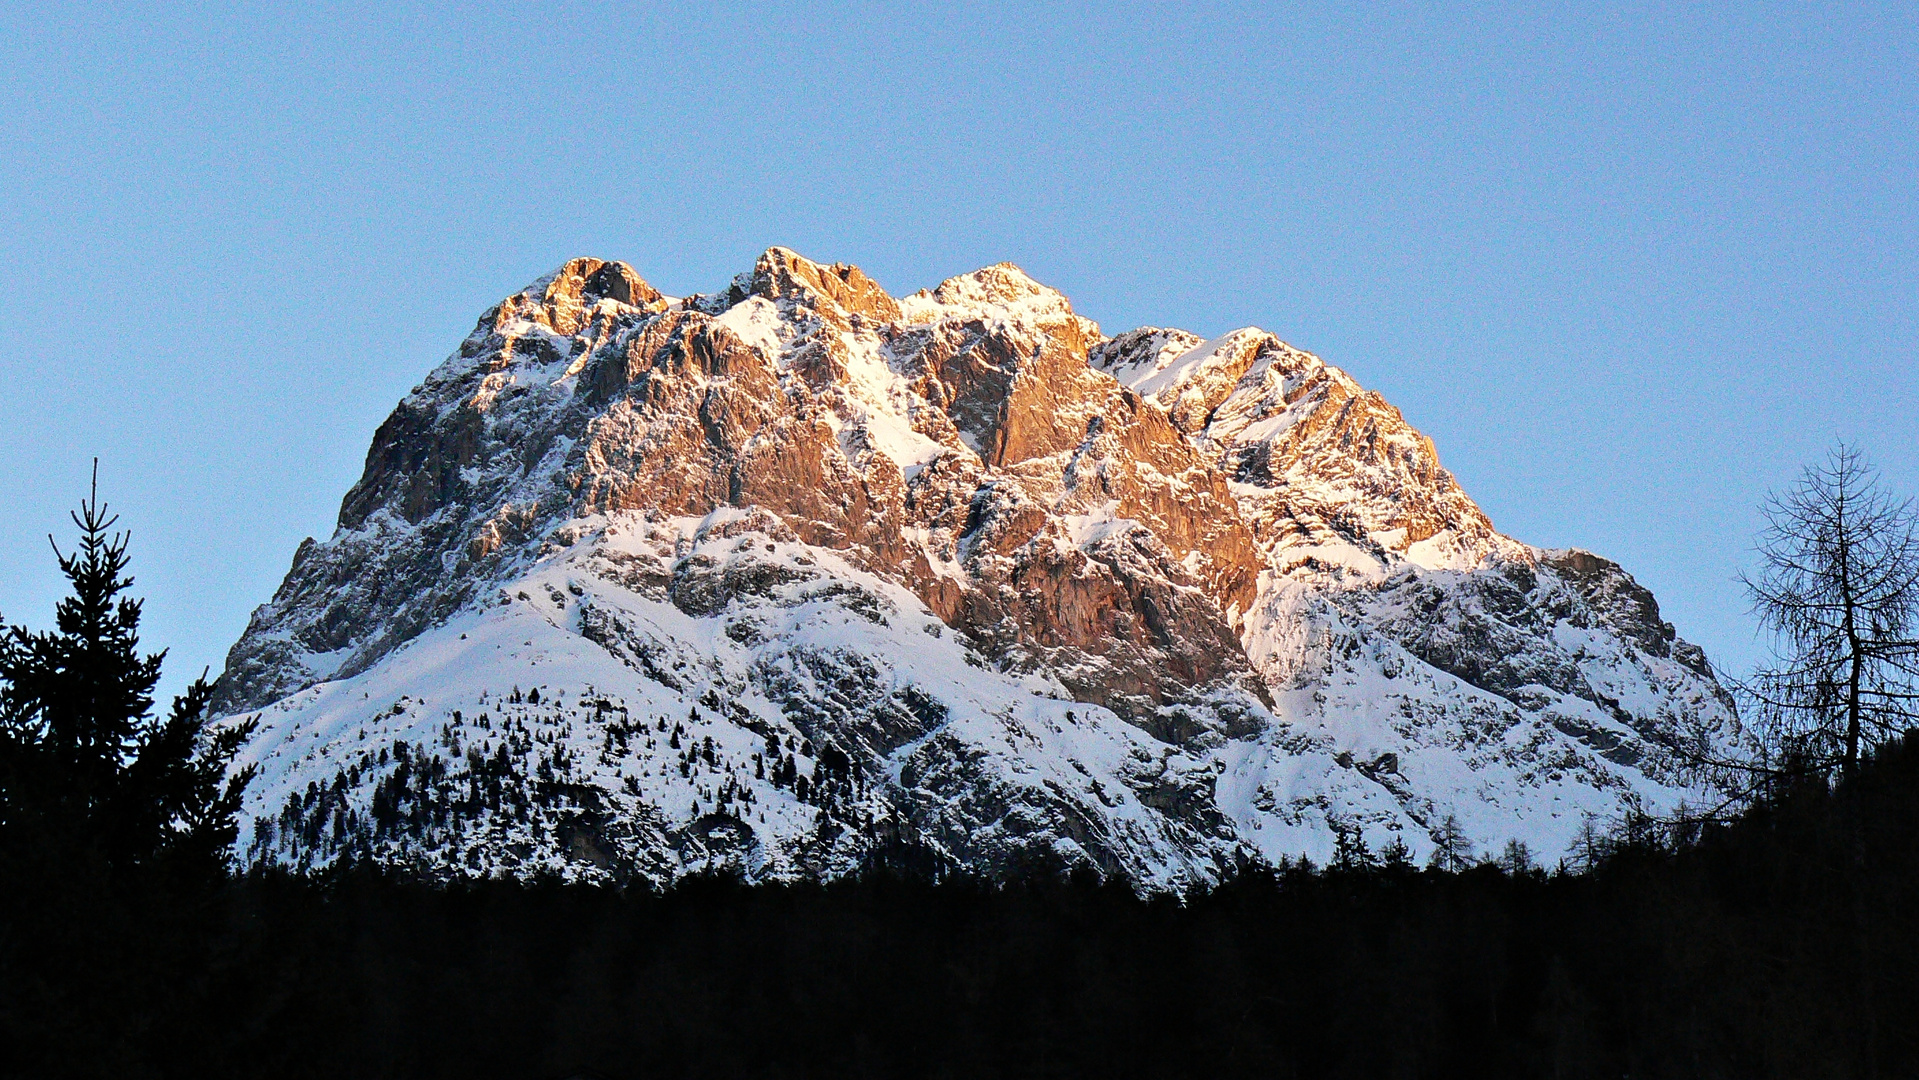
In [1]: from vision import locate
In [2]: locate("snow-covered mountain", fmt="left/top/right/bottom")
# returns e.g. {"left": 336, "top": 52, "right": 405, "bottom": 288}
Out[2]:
{"left": 217, "top": 249, "right": 1740, "bottom": 889}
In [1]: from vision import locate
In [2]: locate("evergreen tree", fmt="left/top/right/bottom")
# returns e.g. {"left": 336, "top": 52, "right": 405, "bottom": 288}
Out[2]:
{"left": 0, "top": 469, "right": 255, "bottom": 880}
{"left": 1331, "top": 824, "right": 1375, "bottom": 871}
{"left": 1427, "top": 812, "right": 1474, "bottom": 873}
{"left": 1380, "top": 835, "right": 1414, "bottom": 871}
{"left": 1498, "top": 838, "right": 1533, "bottom": 876}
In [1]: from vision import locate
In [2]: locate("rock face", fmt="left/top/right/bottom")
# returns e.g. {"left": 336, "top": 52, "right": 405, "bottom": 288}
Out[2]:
{"left": 218, "top": 249, "right": 1741, "bottom": 889}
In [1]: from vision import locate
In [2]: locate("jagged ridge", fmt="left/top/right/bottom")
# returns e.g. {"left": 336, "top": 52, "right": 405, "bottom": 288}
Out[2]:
{"left": 218, "top": 248, "right": 1742, "bottom": 888}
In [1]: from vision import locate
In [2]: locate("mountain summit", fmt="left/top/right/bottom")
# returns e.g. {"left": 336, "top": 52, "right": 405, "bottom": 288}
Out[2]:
{"left": 218, "top": 249, "right": 1739, "bottom": 888}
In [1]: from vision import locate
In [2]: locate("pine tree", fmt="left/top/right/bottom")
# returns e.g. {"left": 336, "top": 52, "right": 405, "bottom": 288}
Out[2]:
{"left": 1380, "top": 836, "right": 1414, "bottom": 871}
{"left": 0, "top": 469, "right": 255, "bottom": 881}
{"left": 1498, "top": 838, "right": 1534, "bottom": 876}
{"left": 1427, "top": 813, "right": 1474, "bottom": 873}
{"left": 1332, "top": 825, "right": 1375, "bottom": 872}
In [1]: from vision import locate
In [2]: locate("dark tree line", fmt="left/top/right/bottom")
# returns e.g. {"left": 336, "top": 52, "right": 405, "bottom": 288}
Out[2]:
{"left": 6, "top": 738, "right": 1917, "bottom": 1079}
{"left": 3, "top": 452, "right": 1918, "bottom": 1078}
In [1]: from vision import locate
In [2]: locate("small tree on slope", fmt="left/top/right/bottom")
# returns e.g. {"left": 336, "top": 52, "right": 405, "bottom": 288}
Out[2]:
{"left": 1427, "top": 813, "right": 1474, "bottom": 873}
{"left": 0, "top": 469, "right": 255, "bottom": 882}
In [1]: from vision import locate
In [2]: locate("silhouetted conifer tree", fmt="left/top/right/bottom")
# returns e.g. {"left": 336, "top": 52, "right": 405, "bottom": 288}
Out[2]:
{"left": 0, "top": 468, "right": 254, "bottom": 881}
{"left": 0, "top": 469, "right": 260, "bottom": 1075}
{"left": 1498, "top": 839, "right": 1533, "bottom": 876}
{"left": 1427, "top": 813, "right": 1473, "bottom": 872}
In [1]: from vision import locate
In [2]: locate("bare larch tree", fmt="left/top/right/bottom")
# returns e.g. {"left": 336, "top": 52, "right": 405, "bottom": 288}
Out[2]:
{"left": 1743, "top": 443, "right": 1919, "bottom": 780}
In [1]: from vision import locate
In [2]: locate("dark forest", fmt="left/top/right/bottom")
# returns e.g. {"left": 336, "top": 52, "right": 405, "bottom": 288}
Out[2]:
{"left": 6, "top": 461, "right": 1918, "bottom": 1079}
{"left": 2, "top": 733, "right": 1914, "bottom": 1078}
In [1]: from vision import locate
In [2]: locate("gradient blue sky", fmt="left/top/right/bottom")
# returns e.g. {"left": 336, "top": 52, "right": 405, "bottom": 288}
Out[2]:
{"left": 1, "top": 1, "right": 1913, "bottom": 707}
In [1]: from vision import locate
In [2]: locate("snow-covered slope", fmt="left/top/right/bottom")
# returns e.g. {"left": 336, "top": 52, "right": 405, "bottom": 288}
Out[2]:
{"left": 218, "top": 250, "right": 1741, "bottom": 887}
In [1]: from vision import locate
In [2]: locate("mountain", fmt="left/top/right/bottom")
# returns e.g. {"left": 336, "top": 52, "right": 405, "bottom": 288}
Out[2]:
{"left": 217, "top": 249, "right": 1740, "bottom": 889}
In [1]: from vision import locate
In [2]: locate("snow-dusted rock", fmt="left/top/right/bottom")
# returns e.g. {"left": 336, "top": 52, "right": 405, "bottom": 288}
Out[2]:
{"left": 217, "top": 249, "right": 1741, "bottom": 888}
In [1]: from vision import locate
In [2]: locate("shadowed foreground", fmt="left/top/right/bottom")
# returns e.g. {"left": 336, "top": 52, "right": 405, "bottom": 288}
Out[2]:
{"left": 5, "top": 734, "right": 1918, "bottom": 1079}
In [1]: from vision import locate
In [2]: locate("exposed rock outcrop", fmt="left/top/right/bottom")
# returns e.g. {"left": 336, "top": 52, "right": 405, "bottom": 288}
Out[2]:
{"left": 217, "top": 249, "right": 1742, "bottom": 890}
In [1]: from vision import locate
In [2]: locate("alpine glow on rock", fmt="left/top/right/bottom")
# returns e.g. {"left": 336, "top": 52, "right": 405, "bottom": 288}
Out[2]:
{"left": 216, "top": 250, "right": 1742, "bottom": 889}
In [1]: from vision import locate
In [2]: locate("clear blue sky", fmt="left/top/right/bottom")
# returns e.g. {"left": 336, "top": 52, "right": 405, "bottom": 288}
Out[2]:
{"left": 2, "top": 1, "right": 1913, "bottom": 708}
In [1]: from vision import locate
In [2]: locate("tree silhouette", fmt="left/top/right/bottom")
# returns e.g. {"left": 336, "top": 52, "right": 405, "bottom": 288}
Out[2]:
{"left": 0, "top": 465, "right": 255, "bottom": 880}
{"left": 1427, "top": 812, "right": 1473, "bottom": 872}
{"left": 1742, "top": 443, "right": 1919, "bottom": 781}
{"left": 1733, "top": 443, "right": 1919, "bottom": 1075}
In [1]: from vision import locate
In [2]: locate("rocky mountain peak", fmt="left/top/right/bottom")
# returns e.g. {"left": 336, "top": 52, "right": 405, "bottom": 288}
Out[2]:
{"left": 907, "top": 261, "right": 1078, "bottom": 327}
{"left": 495, "top": 257, "right": 667, "bottom": 338}
{"left": 745, "top": 246, "right": 901, "bottom": 326}
{"left": 216, "top": 250, "right": 1743, "bottom": 890}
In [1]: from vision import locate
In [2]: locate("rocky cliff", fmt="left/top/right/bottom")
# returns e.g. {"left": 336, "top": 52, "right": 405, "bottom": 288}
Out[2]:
{"left": 218, "top": 249, "right": 1741, "bottom": 889}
